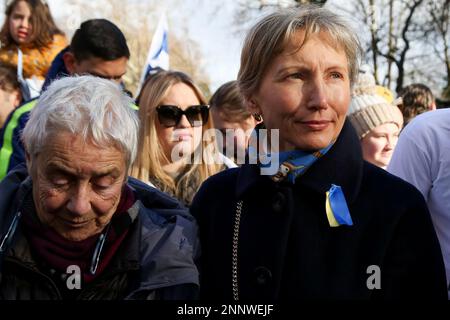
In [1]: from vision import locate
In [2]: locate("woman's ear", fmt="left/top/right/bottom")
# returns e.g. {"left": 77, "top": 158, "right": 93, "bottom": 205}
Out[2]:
{"left": 246, "top": 97, "right": 261, "bottom": 115}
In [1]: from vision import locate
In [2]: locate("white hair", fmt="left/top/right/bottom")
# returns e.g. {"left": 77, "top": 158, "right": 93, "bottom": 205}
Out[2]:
{"left": 22, "top": 75, "right": 139, "bottom": 167}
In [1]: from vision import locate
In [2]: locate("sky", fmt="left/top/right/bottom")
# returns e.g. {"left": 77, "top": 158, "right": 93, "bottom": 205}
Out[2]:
{"left": 182, "top": 0, "right": 247, "bottom": 92}
{"left": 46, "top": 0, "right": 247, "bottom": 92}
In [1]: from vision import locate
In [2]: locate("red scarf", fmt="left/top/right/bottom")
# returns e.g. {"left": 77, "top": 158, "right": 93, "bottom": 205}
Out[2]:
{"left": 22, "top": 185, "right": 136, "bottom": 284}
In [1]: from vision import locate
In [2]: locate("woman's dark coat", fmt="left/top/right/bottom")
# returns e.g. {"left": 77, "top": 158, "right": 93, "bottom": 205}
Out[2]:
{"left": 191, "top": 120, "right": 447, "bottom": 300}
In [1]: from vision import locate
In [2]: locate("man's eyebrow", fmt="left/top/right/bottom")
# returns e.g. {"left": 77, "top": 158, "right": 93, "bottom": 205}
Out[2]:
{"left": 89, "top": 71, "right": 125, "bottom": 80}
{"left": 88, "top": 71, "right": 109, "bottom": 78}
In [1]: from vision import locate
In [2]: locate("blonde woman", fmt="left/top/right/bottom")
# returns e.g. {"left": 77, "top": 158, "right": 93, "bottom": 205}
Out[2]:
{"left": 131, "top": 70, "right": 223, "bottom": 206}
{"left": 190, "top": 6, "right": 447, "bottom": 299}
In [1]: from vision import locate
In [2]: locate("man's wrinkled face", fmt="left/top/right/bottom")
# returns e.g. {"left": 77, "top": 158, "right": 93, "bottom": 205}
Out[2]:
{"left": 28, "top": 132, "right": 127, "bottom": 241}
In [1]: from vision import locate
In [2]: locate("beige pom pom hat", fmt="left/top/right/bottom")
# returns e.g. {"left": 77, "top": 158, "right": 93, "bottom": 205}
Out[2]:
{"left": 347, "top": 67, "right": 403, "bottom": 139}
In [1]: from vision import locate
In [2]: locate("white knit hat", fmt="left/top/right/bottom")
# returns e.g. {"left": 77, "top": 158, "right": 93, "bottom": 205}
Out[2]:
{"left": 348, "top": 68, "right": 403, "bottom": 139}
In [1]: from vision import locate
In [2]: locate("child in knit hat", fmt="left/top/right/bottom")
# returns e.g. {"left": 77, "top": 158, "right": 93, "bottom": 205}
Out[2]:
{"left": 347, "top": 68, "right": 403, "bottom": 169}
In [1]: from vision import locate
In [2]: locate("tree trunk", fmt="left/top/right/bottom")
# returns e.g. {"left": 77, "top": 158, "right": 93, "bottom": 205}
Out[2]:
{"left": 395, "top": 0, "right": 424, "bottom": 93}
{"left": 387, "top": 0, "right": 394, "bottom": 87}
{"left": 369, "top": 0, "right": 379, "bottom": 84}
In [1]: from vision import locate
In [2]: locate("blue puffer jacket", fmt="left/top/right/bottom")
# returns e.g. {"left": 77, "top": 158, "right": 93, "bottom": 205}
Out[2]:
{"left": 0, "top": 165, "right": 199, "bottom": 300}
{"left": 41, "top": 46, "right": 70, "bottom": 92}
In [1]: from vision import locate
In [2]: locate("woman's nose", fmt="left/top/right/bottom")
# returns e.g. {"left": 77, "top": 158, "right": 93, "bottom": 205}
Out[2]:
{"left": 387, "top": 134, "right": 398, "bottom": 148}
{"left": 67, "top": 184, "right": 91, "bottom": 216}
{"left": 177, "top": 114, "right": 192, "bottom": 128}
{"left": 20, "top": 18, "right": 30, "bottom": 29}
{"left": 306, "top": 78, "right": 328, "bottom": 110}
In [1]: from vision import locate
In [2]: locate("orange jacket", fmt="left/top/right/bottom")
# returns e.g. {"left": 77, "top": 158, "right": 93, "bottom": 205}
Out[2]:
{"left": 0, "top": 34, "right": 67, "bottom": 80}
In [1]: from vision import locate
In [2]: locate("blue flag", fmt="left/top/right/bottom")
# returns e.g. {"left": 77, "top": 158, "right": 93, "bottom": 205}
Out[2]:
{"left": 138, "top": 13, "right": 169, "bottom": 92}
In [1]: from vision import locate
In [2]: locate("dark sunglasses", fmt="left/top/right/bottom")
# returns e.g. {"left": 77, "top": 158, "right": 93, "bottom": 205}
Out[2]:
{"left": 156, "top": 105, "right": 209, "bottom": 127}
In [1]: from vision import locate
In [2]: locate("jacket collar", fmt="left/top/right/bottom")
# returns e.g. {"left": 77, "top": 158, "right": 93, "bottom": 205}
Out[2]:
{"left": 236, "top": 120, "right": 364, "bottom": 204}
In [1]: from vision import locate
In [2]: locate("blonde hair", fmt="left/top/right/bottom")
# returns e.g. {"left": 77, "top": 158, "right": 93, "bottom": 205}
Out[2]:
{"left": 131, "top": 71, "right": 222, "bottom": 204}
{"left": 238, "top": 5, "right": 362, "bottom": 99}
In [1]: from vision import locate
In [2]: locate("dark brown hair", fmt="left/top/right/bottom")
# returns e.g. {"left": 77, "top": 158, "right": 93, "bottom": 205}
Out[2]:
{"left": 0, "top": 64, "right": 20, "bottom": 92}
{"left": 0, "top": 0, "right": 63, "bottom": 48}
{"left": 398, "top": 83, "right": 435, "bottom": 125}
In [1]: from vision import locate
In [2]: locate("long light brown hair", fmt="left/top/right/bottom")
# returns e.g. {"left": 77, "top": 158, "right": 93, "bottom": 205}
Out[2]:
{"left": 131, "top": 70, "right": 222, "bottom": 204}
{"left": 0, "top": 0, "right": 64, "bottom": 48}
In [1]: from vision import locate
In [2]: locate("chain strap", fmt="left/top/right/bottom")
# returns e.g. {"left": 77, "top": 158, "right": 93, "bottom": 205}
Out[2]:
{"left": 232, "top": 200, "right": 243, "bottom": 301}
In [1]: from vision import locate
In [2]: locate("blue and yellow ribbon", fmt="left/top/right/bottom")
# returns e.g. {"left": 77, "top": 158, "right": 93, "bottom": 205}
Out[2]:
{"left": 325, "top": 184, "right": 353, "bottom": 227}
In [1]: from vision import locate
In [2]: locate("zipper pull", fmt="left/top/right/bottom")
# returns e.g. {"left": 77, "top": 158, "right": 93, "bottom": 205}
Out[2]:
{"left": 0, "top": 211, "right": 22, "bottom": 253}
{"left": 89, "top": 223, "right": 111, "bottom": 275}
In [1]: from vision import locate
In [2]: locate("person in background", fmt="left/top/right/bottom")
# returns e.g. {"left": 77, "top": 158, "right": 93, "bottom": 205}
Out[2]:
{"left": 131, "top": 70, "right": 222, "bottom": 207}
{"left": 397, "top": 83, "right": 436, "bottom": 126}
{"left": 388, "top": 108, "right": 450, "bottom": 298}
{"left": 0, "top": 0, "right": 67, "bottom": 95}
{"left": 41, "top": 19, "right": 130, "bottom": 90}
{"left": 0, "top": 75, "right": 199, "bottom": 300}
{"left": 191, "top": 6, "right": 447, "bottom": 300}
{"left": 0, "top": 64, "right": 22, "bottom": 128}
{"left": 0, "top": 19, "right": 134, "bottom": 181}
{"left": 347, "top": 69, "right": 403, "bottom": 169}
{"left": 210, "top": 80, "right": 261, "bottom": 166}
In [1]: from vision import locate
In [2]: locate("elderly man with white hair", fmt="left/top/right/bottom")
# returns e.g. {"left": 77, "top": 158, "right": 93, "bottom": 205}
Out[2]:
{"left": 0, "top": 76, "right": 199, "bottom": 300}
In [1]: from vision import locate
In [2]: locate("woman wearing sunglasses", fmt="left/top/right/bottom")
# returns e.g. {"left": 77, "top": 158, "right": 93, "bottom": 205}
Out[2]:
{"left": 131, "top": 70, "right": 223, "bottom": 206}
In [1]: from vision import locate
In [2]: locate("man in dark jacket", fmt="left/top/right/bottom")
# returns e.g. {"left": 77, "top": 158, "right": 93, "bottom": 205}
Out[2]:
{"left": 0, "top": 75, "right": 198, "bottom": 299}
{"left": 0, "top": 19, "right": 136, "bottom": 181}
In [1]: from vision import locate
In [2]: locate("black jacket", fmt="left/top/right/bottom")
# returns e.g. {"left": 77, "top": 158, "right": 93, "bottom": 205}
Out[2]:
{"left": 191, "top": 120, "right": 447, "bottom": 300}
{"left": 0, "top": 166, "right": 199, "bottom": 300}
